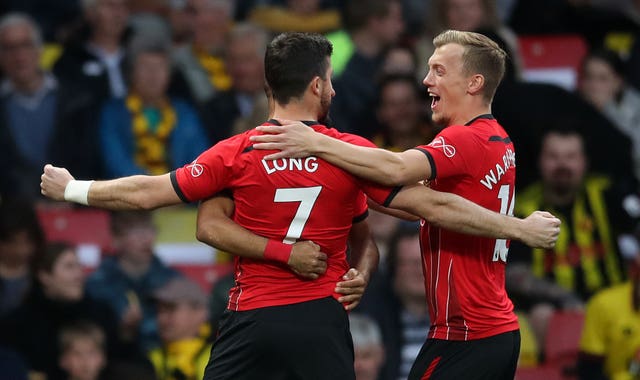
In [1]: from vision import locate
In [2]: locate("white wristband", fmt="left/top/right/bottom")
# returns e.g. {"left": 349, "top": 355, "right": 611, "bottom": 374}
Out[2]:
{"left": 64, "top": 180, "right": 94, "bottom": 205}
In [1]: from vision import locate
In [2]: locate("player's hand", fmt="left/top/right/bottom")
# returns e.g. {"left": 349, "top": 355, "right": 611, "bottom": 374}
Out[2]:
{"left": 336, "top": 268, "right": 368, "bottom": 311}
{"left": 250, "top": 119, "right": 318, "bottom": 160}
{"left": 520, "top": 211, "right": 561, "bottom": 249}
{"left": 288, "top": 241, "right": 327, "bottom": 280}
{"left": 40, "top": 164, "right": 74, "bottom": 201}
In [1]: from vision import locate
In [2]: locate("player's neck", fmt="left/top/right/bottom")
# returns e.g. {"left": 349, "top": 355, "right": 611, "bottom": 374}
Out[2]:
{"left": 272, "top": 103, "right": 318, "bottom": 123}
{"left": 451, "top": 103, "right": 492, "bottom": 126}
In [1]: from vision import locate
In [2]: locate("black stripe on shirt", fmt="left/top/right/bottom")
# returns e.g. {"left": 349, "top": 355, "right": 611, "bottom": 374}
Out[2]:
{"left": 382, "top": 186, "right": 404, "bottom": 208}
{"left": 353, "top": 209, "right": 369, "bottom": 224}
{"left": 170, "top": 170, "right": 190, "bottom": 203}
{"left": 412, "top": 148, "right": 437, "bottom": 181}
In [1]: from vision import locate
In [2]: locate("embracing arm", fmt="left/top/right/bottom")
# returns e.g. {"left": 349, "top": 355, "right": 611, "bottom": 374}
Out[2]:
{"left": 251, "top": 122, "right": 431, "bottom": 186}
{"left": 389, "top": 184, "right": 560, "bottom": 248}
{"left": 336, "top": 220, "right": 379, "bottom": 310}
{"left": 196, "top": 195, "right": 328, "bottom": 279}
{"left": 40, "top": 164, "right": 181, "bottom": 210}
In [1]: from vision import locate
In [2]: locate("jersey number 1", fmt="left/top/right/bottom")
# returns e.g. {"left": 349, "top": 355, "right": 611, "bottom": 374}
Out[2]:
{"left": 493, "top": 184, "right": 515, "bottom": 262}
{"left": 274, "top": 186, "right": 322, "bottom": 244}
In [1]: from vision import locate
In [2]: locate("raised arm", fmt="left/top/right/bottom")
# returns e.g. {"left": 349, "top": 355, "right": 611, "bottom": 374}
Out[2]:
{"left": 195, "top": 195, "right": 328, "bottom": 279}
{"left": 40, "top": 164, "right": 181, "bottom": 210}
{"left": 250, "top": 121, "right": 430, "bottom": 186}
{"left": 389, "top": 184, "right": 561, "bottom": 249}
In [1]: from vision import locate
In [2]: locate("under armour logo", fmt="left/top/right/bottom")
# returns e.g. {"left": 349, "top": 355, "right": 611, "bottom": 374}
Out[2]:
{"left": 187, "top": 160, "right": 204, "bottom": 177}
{"left": 429, "top": 137, "right": 456, "bottom": 158}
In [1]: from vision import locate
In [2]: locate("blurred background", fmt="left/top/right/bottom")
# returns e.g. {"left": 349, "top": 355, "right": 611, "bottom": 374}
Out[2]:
{"left": 1, "top": 1, "right": 640, "bottom": 379}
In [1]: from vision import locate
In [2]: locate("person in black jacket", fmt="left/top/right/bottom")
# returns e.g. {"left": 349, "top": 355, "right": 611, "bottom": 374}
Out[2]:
{"left": 0, "top": 242, "right": 130, "bottom": 380}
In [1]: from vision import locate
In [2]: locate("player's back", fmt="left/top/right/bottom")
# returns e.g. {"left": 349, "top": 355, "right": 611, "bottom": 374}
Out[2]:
{"left": 174, "top": 121, "right": 389, "bottom": 311}
{"left": 417, "top": 116, "right": 519, "bottom": 340}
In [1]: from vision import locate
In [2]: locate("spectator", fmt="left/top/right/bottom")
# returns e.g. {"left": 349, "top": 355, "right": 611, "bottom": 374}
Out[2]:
{"left": 53, "top": 0, "right": 130, "bottom": 101}
{"left": 490, "top": 31, "right": 636, "bottom": 189}
{"left": 577, "top": 252, "right": 640, "bottom": 380}
{"left": 372, "top": 74, "right": 434, "bottom": 152}
{"left": 0, "top": 198, "right": 45, "bottom": 317}
{"left": 508, "top": 129, "right": 638, "bottom": 347}
{"left": 58, "top": 321, "right": 107, "bottom": 380}
{"left": 350, "top": 313, "right": 386, "bottom": 380}
{"left": 415, "top": 0, "right": 522, "bottom": 86}
{"left": 198, "top": 23, "right": 269, "bottom": 144}
{"left": 167, "top": 0, "right": 193, "bottom": 47}
{"left": 171, "top": 0, "right": 233, "bottom": 104}
{"left": 148, "top": 277, "right": 211, "bottom": 380}
{"left": 330, "top": 0, "right": 404, "bottom": 137}
{"left": 577, "top": 48, "right": 640, "bottom": 182}
{"left": 379, "top": 44, "right": 417, "bottom": 77}
{"left": 99, "top": 33, "right": 208, "bottom": 178}
{"left": 0, "top": 242, "right": 122, "bottom": 380}
{"left": 248, "top": 0, "right": 341, "bottom": 34}
{"left": 85, "top": 210, "right": 180, "bottom": 352}
{"left": 0, "top": 13, "right": 100, "bottom": 199}
{"left": 358, "top": 222, "right": 429, "bottom": 380}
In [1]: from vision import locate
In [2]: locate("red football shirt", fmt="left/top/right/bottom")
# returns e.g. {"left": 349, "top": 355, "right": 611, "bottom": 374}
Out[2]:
{"left": 410, "top": 115, "right": 519, "bottom": 340}
{"left": 171, "top": 121, "right": 393, "bottom": 311}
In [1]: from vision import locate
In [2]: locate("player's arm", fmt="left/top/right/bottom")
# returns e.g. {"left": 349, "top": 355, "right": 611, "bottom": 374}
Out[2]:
{"left": 367, "top": 195, "right": 420, "bottom": 222}
{"left": 388, "top": 184, "right": 561, "bottom": 249}
{"left": 336, "top": 219, "right": 379, "bottom": 311}
{"left": 40, "top": 164, "right": 181, "bottom": 210}
{"left": 250, "top": 121, "right": 430, "bottom": 186}
{"left": 195, "top": 195, "right": 328, "bottom": 279}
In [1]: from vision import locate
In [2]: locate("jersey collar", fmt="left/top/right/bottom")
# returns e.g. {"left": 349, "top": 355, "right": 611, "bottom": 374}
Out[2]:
{"left": 267, "top": 119, "right": 319, "bottom": 127}
{"left": 464, "top": 114, "right": 494, "bottom": 126}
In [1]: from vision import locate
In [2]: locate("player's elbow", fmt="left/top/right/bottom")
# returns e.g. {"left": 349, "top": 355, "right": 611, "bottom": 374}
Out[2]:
{"left": 196, "top": 222, "right": 222, "bottom": 247}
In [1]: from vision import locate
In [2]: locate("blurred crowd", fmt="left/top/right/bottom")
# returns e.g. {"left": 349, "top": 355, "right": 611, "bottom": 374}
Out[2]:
{"left": 2, "top": 0, "right": 640, "bottom": 379}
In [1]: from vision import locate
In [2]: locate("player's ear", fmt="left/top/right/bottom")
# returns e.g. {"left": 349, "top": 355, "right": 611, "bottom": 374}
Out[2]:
{"left": 468, "top": 74, "right": 485, "bottom": 95}
{"left": 310, "top": 76, "right": 322, "bottom": 96}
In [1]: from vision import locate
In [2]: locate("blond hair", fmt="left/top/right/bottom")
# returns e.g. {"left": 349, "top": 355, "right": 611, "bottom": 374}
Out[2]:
{"left": 433, "top": 30, "right": 506, "bottom": 103}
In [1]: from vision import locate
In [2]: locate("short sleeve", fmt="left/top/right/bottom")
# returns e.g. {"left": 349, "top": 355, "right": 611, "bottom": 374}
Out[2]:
{"left": 171, "top": 138, "right": 240, "bottom": 202}
{"left": 353, "top": 191, "right": 369, "bottom": 223}
{"left": 579, "top": 293, "right": 608, "bottom": 355}
{"left": 336, "top": 131, "right": 396, "bottom": 206}
{"left": 415, "top": 125, "right": 474, "bottom": 180}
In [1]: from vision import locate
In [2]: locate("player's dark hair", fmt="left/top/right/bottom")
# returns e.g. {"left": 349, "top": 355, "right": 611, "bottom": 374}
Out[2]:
{"left": 264, "top": 32, "right": 333, "bottom": 105}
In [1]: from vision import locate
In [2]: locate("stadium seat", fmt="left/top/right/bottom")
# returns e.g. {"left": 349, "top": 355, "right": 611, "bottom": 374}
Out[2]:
{"left": 173, "top": 263, "right": 233, "bottom": 292}
{"left": 36, "top": 206, "right": 112, "bottom": 251}
{"left": 543, "top": 310, "right": 585, "bottom": 377}
{"left": 37, "top": 206, "right": 113, "bottom": 269}
{"left": 518, "top": 34, "right": 588, "bottom": 90}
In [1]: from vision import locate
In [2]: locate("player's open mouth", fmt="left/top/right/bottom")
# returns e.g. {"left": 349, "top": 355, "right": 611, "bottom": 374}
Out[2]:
{"left": 430, "top": 94, "right": 440, "bottom": 109}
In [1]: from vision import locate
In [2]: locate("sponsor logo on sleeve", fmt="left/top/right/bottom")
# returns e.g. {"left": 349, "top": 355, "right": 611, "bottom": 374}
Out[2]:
{"left": 187, "top": 159, "right": 204, "bottom": 178}
{"left": 428, "top": 136, "right": 456, "bottom": 158}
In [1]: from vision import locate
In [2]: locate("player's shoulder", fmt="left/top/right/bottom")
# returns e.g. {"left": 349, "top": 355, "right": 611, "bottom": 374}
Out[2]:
{"left": 318, "top": 127, "right": 376, "bottom": 148}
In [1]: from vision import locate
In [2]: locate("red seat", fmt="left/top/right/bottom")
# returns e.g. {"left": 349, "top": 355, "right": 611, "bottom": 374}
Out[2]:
{"left": 36, "top": 206, "right": 112, "bottom": 251}
{"left": 543, "top": 310, "right": 585, "bottom": 377}
{"left": 518, "top": 34, "right": 588, "bottom": 90}
{"left": 173, "top": 263, "right": 233, "bottom": 292}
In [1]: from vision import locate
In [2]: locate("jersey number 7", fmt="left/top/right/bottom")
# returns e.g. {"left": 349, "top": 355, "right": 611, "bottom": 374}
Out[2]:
{"left": 274, "top": 186, "right": 322, "bottom": 244}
